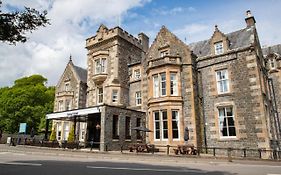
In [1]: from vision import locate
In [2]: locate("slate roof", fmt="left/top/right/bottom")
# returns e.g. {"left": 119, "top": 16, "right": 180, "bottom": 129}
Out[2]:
{"left": 189, "top": 27, "right": 255, "bottom": 58}
{"left": 73, "top": 65, "right": 87, "bottom": 83}
{"left": 262, "top": 44, "right": 281, "bottom": 56}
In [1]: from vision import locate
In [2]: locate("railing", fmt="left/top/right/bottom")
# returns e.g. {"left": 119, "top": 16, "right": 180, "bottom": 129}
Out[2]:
{"left": 4, "top": 138, "right": 281, "bottom": 161}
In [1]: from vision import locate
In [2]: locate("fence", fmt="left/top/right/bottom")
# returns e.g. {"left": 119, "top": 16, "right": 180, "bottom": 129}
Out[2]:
{"left": 2, "top": 137, "right": 281, "bottom": 161}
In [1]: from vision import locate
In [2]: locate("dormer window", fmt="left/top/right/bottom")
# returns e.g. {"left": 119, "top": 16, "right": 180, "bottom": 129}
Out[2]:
{"left": 214, "top": 41, "right": 223, "bottom": 55}
{"left": 95, "top": 58, "right": 106, "bottom": 74}
{"left": 269, "top": 59, "right": 276, "bottom": 69}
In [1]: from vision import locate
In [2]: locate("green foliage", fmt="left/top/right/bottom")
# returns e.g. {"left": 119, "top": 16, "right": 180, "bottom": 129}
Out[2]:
{"left": 0, "top": 0, "right": 50, "bottom": 44}
{"left": 0, "top": 74, "right": 55, "bottom": 134}
{"left": 49, "top": 126, "right": 56, "bottom": 141}
{"left": 67, "top": 125, "right": 75, "bottom": 142}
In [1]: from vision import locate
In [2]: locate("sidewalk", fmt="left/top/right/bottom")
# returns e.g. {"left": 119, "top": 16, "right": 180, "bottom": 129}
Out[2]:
{"left": 0, "top": 144, "right": 280, "bottom": 167}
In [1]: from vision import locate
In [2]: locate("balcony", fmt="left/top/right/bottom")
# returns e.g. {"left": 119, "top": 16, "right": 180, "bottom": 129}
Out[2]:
{"left": 56, "top": 91, "right": 74, "bottom": 97}
{"left": 92, "top": 73, "right": 107, "bottom": 84}
{"left": 147, "top": 55, "right": 181, "bottom": 71}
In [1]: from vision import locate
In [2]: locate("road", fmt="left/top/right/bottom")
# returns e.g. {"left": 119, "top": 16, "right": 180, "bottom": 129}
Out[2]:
{"left": 0, "top": 148, "right": 281, "bottom": 175}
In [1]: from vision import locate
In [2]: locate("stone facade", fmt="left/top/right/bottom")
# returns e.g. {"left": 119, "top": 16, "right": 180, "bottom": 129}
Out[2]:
{"left": 48, "top": 11, "right": 281, "bottom": 151}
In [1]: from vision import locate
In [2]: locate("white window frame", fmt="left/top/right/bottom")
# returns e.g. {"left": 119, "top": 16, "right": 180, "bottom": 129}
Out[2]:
{"left": 79, "top": 122, "right": 86, "bottom": 141}
{"left": 65, "top": 82, "right": 70, "bottom": 91}
{"left": 135, "top": 91, "right": 142, "bottom": 106}
{"left": 65, "top": 99, "right": 72, "bottom": 111}
{"left": 95, "top": 58, "right": 106, "bottom": 74}
{"left": 63, "top": 122, "right": 70, "bottom": 140}
{"left": 112, "top": 90, "right": 118, "bottom": 103}
{"left": 153, "top": 110, "right": 168, "bottom": 141}
{"left": 153, "top": 75, "right": 159, "bottom": 97}
{"left": 216, "top": 69, "right": 229, "bottom": 94}
{"left": 170, "top": 73, "right": 178, "bottom": 96}
{"left": 160, "top": 73, "right": 166, "bottom": 96}
{"left": 56, "top": 122, "right": 62, "bottom": 140}
{"left": 134, "top": 69, "right": 141, "bottom": 79}
{"left": 58, "top": 100, "right": 64, "bottom": 112}
{"left": 218, "top": 106, "right": 236, "bottom": 139}
{"left": 214, "top": 41, "right": 223, "bottom": 55}
{"left": 97, "top": 87, "right": 103, "bottom": 104}
{"left": 171, "top": 110, "right": 180, "bottom": 140}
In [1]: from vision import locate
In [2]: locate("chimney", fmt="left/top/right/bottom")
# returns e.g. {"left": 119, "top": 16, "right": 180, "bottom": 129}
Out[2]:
{"left": 138, "top": 32, "right": 149, "bottom": 53}
{"left": 245, "top": 10, "right": 256, "bottom": 27}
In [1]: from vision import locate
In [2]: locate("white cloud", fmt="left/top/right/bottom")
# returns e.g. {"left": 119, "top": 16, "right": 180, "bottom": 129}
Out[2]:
{"left": 0, "top": 0, "right": 151, "bottom": 87}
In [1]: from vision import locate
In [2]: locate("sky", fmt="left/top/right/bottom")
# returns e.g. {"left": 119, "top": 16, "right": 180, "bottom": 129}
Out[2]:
{"left": 1, "top": 0, "right": 281, "bottom": 87}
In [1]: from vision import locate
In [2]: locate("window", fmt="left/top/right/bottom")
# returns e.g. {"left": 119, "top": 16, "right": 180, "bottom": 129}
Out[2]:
{"left": 134, "top": 69, "right": 141, "bottom": 79}
{"left": 135, "top": 91, "right": 142, "bottom": 106}
{"left": 65, "top": 99, "right": 71, "bottom": 111}
{"left": 170, "top": 73, "right": 178, "bottom": 96}
{"left": 160, "top": 50, "right": 168, "bottom": 57}
{"left": 153, "top": 75, "right": 159, "bottom": 97}
{"left": 97, "top": 87, "right": 103, "bottom": 104}
{"left": 125, "top": 117, "right": 131, "bottom": 139}
{"left": 79, "top": 122, "right": 86, "bottom": 141}
{"left": 153, "top": 110, "right": 168, "bottom": 140}
{"left": 160, "top": 73, "right": 166, "bottom": 96}
{"left": 56, "top": 122, "right": 62, "bottom": 140}
{"left": 136, "top": 118, "right": 141, "bottom": 140}
{"left": 65, "top": 82, "right": 70, "bottom": 91}
{"left": 270, "top": 59, "right": 276, "bottom": 69}
{"left": 172, "top": 110, "right": 179, "bottom": 139}
{"left": 63, "top": 122, "right": 70, "bottom": 140}
{"left": 112, "top": 115, "right": 119, "bottom": 139}
{"left": 218, "top": 107, "right": 236, "bottom": 138}
{"left": 214, "top": 41, "right": 223, "bottom": 55}
{"left": 216, "top": 69, "right": 229, "bottom": 94}
{"left": 95, "top": 58, "right": 106, "bottom": 74}
{"left": 112, "top": 90, "right": 118, "bottom": 103}
{"left": 58, "top": 100, "right": 64, "bottom": 111}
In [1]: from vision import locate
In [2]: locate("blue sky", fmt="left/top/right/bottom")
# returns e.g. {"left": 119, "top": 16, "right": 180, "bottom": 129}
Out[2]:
{"left": 0, "top": 0, "right": 281, "bottom": 87}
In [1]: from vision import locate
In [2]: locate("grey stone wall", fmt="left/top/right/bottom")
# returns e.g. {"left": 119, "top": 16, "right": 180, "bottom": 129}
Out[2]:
{"left": 102, "top": 105, "right": 145, "bottom": 151}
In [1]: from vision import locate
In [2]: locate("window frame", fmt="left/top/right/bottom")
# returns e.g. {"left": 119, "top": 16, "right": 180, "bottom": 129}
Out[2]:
{"left": 97, "top": 87, "right": 103, "bottom": 104}
{"left": 216, "top": 69, "right": 230, "bottom": 94}
{"left": 214, "top": 41, "right": 223, "bottom": 55}
{"left": 218, "top": 106, "right": 236, "bottom": 139}
{"left": 171, "top": 110, "right": 180, "bottom": 140}
{"left": 134, "top": 69, "right": 141, "bottom": 80}
{"left": 58, "top": 100, "right": 64, "bottom": 112}
{"left": 112, "top": 115, "right": 119, "bottom": 139}
{"left": 95, "top": 57, "right": 106, "bottom": 74}
{"left": 65, "top": 82, "right": 70, "bottom": 91}
{"left": 153, "top": 110, "right": 168, "bottom": 141}
{"left": 135, "top": 91, "right": 142, "bottom": 106}
{"left": 170, "top": 72, "right": 178, "bottom": 96}
{"left": 112, "top": 90, "right": 118, "bottom": 103}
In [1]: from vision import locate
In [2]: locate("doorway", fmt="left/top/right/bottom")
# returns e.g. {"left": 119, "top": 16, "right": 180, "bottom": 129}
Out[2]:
{"left": 87, "top": 113, "right": 101, "bottom": 148}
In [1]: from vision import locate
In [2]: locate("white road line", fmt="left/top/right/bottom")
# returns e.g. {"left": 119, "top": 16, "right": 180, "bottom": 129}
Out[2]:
{"left": 86, "top": 166, "right": 202, "bottom": 173}
{"left": 267, "top": 174, "right": 281, "bottom": 175}
{"left": 0, "top": 162, "right": 42, "bottom": 166}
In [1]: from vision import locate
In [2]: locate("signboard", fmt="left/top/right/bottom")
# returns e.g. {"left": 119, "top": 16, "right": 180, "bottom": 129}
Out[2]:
{"left": 19, "top": 123, "right": 27, "bottom": 133}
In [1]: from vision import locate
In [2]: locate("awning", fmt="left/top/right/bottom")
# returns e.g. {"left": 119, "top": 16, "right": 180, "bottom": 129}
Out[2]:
{"left": 46, "top": 106, "right": 101, "bottom": 120}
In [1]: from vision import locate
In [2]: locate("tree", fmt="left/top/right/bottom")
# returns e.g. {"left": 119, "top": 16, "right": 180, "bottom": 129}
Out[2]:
{"left": 0, "top": 0, "right": 50, "bottom": 44}
{"left": 0, "top": 74, "right": 55, "bottom": 134}
{"left": 49, "top": 126, "right": 56, "bottom": 141}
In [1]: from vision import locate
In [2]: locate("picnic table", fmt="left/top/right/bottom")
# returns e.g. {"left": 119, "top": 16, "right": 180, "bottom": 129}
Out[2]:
{"left": 129, "top": 143, "right": 159, "bottom": 153}
{"left": 174, "top": 144, "right": 197, "bottom": 155}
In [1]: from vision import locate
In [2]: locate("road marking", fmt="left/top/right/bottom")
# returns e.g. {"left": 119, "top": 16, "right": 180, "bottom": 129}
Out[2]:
{"left": 267, "top": 174, "right": 281, "bottom": 175}
{"left": 0, "top": 162, "right": 42, "bottom": 166}
{"left": 86, "top": 166, "right": 202, "bottom": 173}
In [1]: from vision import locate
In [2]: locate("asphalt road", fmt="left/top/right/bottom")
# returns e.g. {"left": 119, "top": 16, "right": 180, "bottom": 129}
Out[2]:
{"left": 0, "top": 150, "right": 281, "bottom": 175}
